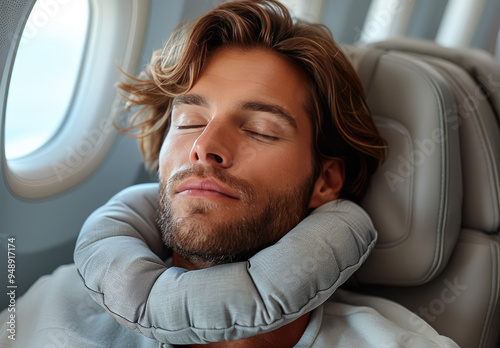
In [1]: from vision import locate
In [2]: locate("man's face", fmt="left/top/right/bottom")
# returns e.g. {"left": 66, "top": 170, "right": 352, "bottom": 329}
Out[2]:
{"left": 158, "top": 48, "right": 317, "bottom": 266}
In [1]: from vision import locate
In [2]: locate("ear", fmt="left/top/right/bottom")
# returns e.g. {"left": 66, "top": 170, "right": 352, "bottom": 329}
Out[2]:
{"left": 308, "top": 158, "right": 345, "bottom": 209}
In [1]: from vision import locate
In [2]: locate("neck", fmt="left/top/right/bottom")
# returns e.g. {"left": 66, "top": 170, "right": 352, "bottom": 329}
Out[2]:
{"left": 172, "top": 252, "right": 310, "bottom": 348}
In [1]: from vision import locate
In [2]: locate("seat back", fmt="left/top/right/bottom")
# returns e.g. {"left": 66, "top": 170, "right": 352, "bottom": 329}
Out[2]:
{"left": 372, "top": 38, "right": 500, "bottom": 234}
{"left": 343, "top": 41, "right": 500, "bottom": 348}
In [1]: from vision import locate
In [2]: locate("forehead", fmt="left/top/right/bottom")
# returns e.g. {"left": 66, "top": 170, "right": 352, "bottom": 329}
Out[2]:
{"left": 188, "top": 47, "right": 310, "bottom": 121}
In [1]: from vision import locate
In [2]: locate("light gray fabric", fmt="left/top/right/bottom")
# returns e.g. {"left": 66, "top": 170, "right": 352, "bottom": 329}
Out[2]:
{"left": 369, "top": 38, "right": 500, "bottom": 234}
{"left": 372, "top": 38, "right": 500, "bottom": 126}
{"left": 74, "top": 183, "right": 377, "bottom": 344}
{"left": 344, "top": 46, "right": 462, "bottom": 286}
{"left": 345, "top": 41, "right": 500, "bottom": 347}
{"left": 0, "top": 264, "right": 459, "bottom": 348}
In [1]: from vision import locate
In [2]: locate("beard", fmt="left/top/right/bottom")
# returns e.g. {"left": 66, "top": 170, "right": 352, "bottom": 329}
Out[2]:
{"left": 157, "top": 165, "right": 315, "bottom": 266}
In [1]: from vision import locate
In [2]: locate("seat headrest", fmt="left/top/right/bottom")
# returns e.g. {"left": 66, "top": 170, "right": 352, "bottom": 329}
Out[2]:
{"left": 372, "top": 38, "right": 500, "bottom": 125}
{"left": 369, "top": 39, "right": 500, "bottom": 233}
{"left": 343, "top": 46, "right": 463, "bottom": 286}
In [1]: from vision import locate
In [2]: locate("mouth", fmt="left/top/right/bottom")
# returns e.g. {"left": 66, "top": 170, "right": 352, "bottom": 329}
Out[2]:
{"left": 175, "top": 178, "right": 239, "bottom": 199}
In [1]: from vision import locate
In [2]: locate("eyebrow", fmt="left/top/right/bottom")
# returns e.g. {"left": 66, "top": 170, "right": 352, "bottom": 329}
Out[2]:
{"left": 173, "top": 93, "right": 298, "bottom": 129}
{"left": 238, "top": 101, "right": 298, "bottom": 129}
{"left": 172, "top": 94, "right": 209, "bottom": 107}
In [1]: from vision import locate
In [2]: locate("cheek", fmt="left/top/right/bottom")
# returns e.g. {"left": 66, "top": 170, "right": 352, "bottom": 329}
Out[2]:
{"left": 158, "top": 134, "right": 194, "bottom": 180}
{"left": 249, "top": 143, "right": 313, "bottom": 190}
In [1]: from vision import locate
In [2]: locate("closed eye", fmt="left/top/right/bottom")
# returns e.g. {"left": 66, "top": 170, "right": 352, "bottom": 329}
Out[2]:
{"left": 176, "top": 125, "right": 206, "bottom": 130}
{"left": 244, "top": 130, "right": 279, "bottom": 141}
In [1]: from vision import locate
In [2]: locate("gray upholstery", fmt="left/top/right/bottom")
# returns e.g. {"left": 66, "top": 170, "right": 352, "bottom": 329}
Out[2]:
{"left": 343, "top": 40, "right": 500, "bottom": 348}
{"left": 373, "top": 38, "right": 500, "bottom": 128}
{"left": 372, "top": 38, "right": 500, "bottom": 233}
{"left": 346, "top": 46, "right": 462, "bottom": 286}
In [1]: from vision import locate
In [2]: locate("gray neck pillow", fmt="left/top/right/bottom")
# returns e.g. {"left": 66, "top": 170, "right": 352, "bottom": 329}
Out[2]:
{"left": 74, "top": 183, "right": 376, "bottom": 345}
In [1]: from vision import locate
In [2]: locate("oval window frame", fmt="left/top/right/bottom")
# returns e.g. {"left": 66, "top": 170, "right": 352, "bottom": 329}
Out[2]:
{"left": 2, "top": 0, "right": 149, "bottom": 199}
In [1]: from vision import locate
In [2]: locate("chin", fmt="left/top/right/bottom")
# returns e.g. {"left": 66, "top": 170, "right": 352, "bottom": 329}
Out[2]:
{"left": 172, "top": 195, "right": 238, "bottom": 216}
{"left": 164, "top": 213, "right": 268, "bottom": 265}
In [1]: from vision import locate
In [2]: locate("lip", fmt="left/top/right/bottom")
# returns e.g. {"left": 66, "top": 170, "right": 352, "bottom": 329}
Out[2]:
{"left": 175, "top": 178, "right": 239, "bottom": 199}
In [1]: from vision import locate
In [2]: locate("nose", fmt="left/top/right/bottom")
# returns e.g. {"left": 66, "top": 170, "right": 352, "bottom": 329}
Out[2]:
{"left": 189, "top": 121, "right": 233, "bottom": 168}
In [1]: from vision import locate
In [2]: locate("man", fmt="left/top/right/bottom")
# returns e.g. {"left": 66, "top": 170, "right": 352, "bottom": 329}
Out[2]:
{"left": 116, "top": 1, "right": 384, "bottom": 345}
{"left": 121, "top": 0, "right": 385, "bottom": 266}
{"left": 0, "top": 1, "right": 459, "bottom": 347}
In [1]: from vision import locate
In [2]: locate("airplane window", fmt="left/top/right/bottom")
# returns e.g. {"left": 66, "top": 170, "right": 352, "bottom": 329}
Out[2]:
{"left": 5, "top": 0, "right": 89, "bottom": 159}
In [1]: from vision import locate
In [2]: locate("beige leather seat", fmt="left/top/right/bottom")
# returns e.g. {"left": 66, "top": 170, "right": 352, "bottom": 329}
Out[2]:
{"left": 343, "top": 39, "right": 500, "bottom": 348}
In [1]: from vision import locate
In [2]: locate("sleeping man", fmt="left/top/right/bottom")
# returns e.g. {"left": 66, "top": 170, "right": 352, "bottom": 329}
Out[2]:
{"left": 0, "top": 1, "right": 459, "bottom": 347}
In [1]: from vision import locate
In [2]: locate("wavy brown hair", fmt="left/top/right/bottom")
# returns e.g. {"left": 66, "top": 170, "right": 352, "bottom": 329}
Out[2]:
{"left": 118, "top": 0, "right": 386, "bottom": 202}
